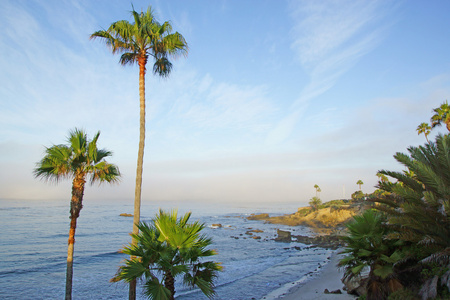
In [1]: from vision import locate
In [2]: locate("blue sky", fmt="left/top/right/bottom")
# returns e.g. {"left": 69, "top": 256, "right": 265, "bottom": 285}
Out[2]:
{"left": 1, "top": 0, "right": 449, "bottom": 205}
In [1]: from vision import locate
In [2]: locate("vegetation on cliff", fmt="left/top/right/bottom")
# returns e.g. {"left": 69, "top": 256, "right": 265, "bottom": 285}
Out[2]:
{"left": 248, "top": 198, "right": 368, "bottom": 231}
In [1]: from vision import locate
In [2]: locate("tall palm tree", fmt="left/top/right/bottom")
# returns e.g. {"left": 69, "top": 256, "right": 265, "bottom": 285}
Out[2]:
{"left": 357, "top": 180, "right": 364, "bottom": 191}
{"left": 430, "top": 100, "right": 450, "bottom": 131}
{"left": 314, "top": 184, "right": 320, "bottom": 198}
{"left": 90, "top": 7, "right": 187, "bottom": 298}
{"left": 112, "top": 210, "right": 222, "bottom": 300}
{"left": 34, "top": 128, "right": 120, "bottom": 300}
{"left": 375, "top": 134, "right": 450, "bottom": 299}
{"left": 416, "top": 122, "right": 431, "bottom": 142}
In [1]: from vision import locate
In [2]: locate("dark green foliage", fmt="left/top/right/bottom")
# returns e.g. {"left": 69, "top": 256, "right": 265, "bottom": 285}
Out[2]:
{"left": 309, "top": 196, "right": 322, "bottom": 211}
{"left": 112, "top": 210, "right": 222, "bottom": 300}
{"left": 339, "top": 210, "right": 404, "bottom": 299}
{"left": 372, "top": 134, "right": 450, "bottom": 299}
{"left": 352, "top": 190, "right": 365, "bottom": 200}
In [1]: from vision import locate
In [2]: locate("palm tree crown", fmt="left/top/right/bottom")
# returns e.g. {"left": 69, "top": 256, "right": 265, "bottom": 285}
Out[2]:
{"left": 34, "top": 128, "right": 120, "bottom": 300}
{"left": 113, "top": 210, "right": 222, "bottom": 300}
{"left": 90, "top": 6, "right": 187, "bottom": 76}
{"left": 430, "top": 100, "right": 450, "bottom": 131}
{"left": 34, "top": 128, "right": 120, "bottom": 186}
{"left": 416, "top": 122, "right": 431, "bottom": 142}
{"left": 356, "top": 180, "right": 364, "bottom": 191}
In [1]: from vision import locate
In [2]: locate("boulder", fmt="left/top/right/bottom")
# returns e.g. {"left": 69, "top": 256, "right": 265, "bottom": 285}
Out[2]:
{"left": 119, "top": 213, "right": 133, "bottom": 217}
{"left": 324, "top": 289, "right": 342, "bottom": 294}
{"left": 275, "top": 229, "right": 291, "bottom": 242}
{"left": 247, "top": 213, "right": 269, "bottom": 220}
{"left": 342, "top": 274, "right": 368, "bottom": 296}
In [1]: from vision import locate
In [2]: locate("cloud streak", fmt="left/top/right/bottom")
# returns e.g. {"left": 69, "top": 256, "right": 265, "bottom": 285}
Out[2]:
{"left": 266, "top": 0, "right": 394, "bottom": 145}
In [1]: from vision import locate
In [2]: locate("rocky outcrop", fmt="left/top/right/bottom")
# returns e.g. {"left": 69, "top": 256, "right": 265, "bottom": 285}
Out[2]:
{"left": 266, "top": 207, "right": 356, "bottom": 229}
{"left": 247, "top": 213, "right": 269, "bottom": 220}
{"left": 275, "top": 229, "right": 291, "bottom": 242}
{"left": 292, "top": 234, "right": 342, "bottom": 249}
{"left": 342, "top": 273, "right": 368, "bottom": 296}
{"left": 324, "top": 289, "right": 342, "bottom": 294}
{"left": 119, "top": 213, "right": 133, "bottom": 217}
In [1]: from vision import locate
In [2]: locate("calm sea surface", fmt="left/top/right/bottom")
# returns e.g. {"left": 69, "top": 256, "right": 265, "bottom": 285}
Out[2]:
{"left": 0, "top": 199, "right": 333, "bottom": 299}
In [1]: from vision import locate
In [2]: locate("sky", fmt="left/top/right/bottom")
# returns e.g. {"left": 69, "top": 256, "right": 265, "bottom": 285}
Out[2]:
{"left": 1, "top": 0, "right": 450, "bottom": 206}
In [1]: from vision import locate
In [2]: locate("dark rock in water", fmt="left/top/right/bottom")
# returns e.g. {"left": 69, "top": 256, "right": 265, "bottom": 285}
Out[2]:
{"left": 247, "top": 213, "right": 269, "bottom": 220}
{"left": 292, "top": 234, "right": 341, "bottom": 249}
{"left": 119, "top": 213, "right": 133, "bottom": 217}
{"left": 324, "top": 289, "right": 342, "bottom": 294}
{"left": 275, "top": 229, "right": 291, "bottom": 242}
{"left": 211, "top": 223, "right": 222, "bottom": 228}
{"left": 252, "top": 236, "right": 261, "bottom": 240}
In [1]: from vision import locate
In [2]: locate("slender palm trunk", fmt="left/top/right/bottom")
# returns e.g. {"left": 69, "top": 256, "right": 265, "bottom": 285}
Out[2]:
{"left": 130, "top": 53, "right": 148, "bottom": 300}
{"left": 164, "top": 271, "right": 176, "bottom": 300}
{"left": 66, "top": 175, "right": 85, "bottom": 300}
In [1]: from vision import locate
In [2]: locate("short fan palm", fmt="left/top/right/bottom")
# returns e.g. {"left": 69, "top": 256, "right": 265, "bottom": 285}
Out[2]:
{"left": 34, "top": 128, "right": 120, "bottom": 300}
{"left": 339, "top": 210, "right": 403, "bottom": 300}
{"left": 113, "top": 210, "right": 222, "bottom": 300}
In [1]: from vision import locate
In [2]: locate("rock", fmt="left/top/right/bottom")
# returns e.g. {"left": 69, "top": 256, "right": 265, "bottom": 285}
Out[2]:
{"left": 119, "top": 213, "right": 133, "bottom": 217}
{"left": 211, "top": 223, "right": 222, "bottom": 228}
{"left": 252, "top": 236, "right": 261, "bottom": 240}
{"left": 291, "top": 234, "right": 341, "bottom": 249}
{"left": 342, "top": 274, "right": 368, "bottom": 296}
{"left": 247, "top": 213, "right": 269, "bottom": 220}
{"left": 275, "top": 229, "right": 291, "bottom": 242}
{"left": 324, "top": 289, "right": 342, "bottom": 294}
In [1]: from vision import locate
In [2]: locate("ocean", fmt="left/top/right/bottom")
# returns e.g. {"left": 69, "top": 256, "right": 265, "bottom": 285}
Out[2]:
{"left": 0, "top": 199, "right": 334, "bottom": 300}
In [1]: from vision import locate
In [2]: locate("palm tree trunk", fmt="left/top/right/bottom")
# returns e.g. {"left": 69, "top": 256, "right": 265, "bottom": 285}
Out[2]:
{"left": 66, "top": 216, "right": 77, "bottom": 300}
{"left": 130, "top": 53, "right": 148, "bottom": 300}
{"left": 66, "top": 175, "right": 85, "bottom": 300}
{"left": 164, "top": 271, "right": 176, "bottom": 300}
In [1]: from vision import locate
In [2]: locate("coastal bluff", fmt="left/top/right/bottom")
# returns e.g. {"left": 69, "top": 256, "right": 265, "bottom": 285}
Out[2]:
{"left": 247, "top": 199, "right": 367, "bottom": 231}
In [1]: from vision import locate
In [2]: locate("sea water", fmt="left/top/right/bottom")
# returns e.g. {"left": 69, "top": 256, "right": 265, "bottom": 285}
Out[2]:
{"left": 0, "top": 199, "right": 333, "bottom": 300}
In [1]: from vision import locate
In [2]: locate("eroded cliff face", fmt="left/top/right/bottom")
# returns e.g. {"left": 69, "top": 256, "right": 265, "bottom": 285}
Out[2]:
{"left": 247, "top": 199, "right": 368, "bottom": 232}
{"left": 267, "top": 206, "right": 356, "bottom": 228}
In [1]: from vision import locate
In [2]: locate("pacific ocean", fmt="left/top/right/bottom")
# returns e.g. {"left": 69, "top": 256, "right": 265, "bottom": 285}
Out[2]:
{"left": 0, "top": 199, "right": 333, "bottom": 299}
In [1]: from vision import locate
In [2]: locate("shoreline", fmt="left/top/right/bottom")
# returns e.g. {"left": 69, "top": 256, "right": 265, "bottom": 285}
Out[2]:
{"left": 261, "top": 250, "right": 357, "bottom": 300}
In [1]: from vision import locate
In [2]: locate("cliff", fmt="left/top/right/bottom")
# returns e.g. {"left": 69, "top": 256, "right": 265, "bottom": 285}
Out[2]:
{"left": 248, "top": 199, "right": 368, "bottom": 232}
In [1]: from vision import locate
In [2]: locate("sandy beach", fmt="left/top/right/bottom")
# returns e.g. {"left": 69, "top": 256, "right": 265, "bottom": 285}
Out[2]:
{"left": 262, "top": 250, "right": 357, "bottom": 300}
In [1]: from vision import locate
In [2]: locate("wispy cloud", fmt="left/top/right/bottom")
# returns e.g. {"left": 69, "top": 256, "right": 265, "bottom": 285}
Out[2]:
{"left": 266, "top": 0, "right": 395, "bottom": 145}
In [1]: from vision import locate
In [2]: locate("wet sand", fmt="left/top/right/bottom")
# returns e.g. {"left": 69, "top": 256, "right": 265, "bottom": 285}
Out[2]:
{"left": 262, "top": 250, "right": 357, "bottom": 300}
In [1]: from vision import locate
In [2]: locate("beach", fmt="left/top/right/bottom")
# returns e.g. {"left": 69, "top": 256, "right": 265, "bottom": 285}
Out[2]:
{"left": 262, "top": 250, "right": 357, "bottom": 300}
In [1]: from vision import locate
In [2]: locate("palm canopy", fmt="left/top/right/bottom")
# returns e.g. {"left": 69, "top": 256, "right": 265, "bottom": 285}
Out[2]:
{"left": 113, "top": 209, "right": 222, "bottom": 300}
{"left": 416, "top": 122, "right": 431, "bottom": 142}
{"left": 376, "top": 134, "right": 450, "bottom": 250}
{"left": 430, "top": 100, "right": 450, "bottom": 131}
{"left": 90, "top": 6, "right": 187, "bottom": 76}
{"left": 34, "top": 128, "right": 120, "bottom": 184}
{"left": 374, "top": 134, "right": 450, "bottom": 299}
